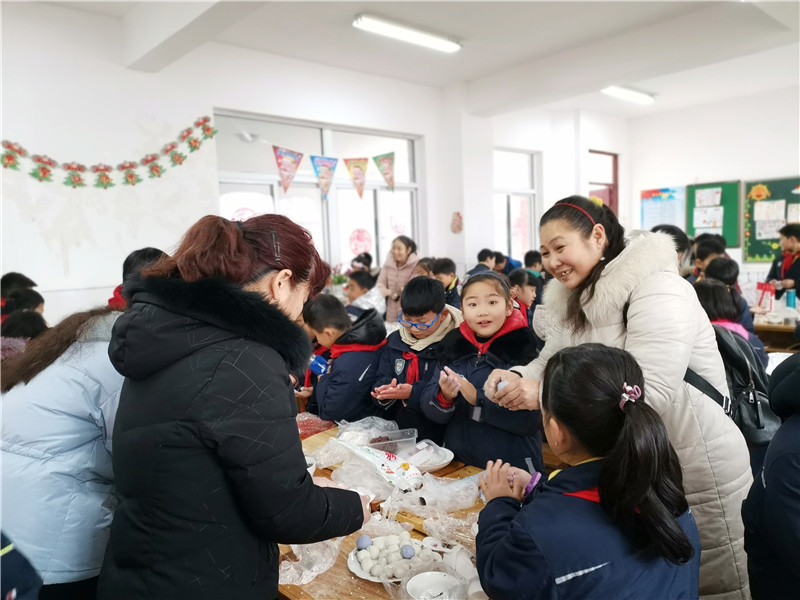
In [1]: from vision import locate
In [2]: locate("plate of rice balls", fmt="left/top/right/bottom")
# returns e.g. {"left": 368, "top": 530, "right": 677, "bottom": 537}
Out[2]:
{"left": 347, "top": 532, "right": 442, "bottom": 582}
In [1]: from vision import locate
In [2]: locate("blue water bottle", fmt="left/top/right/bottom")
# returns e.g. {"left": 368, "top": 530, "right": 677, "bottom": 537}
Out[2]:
{"left": 787, "top": 289, "right": 797, "bottom": 309}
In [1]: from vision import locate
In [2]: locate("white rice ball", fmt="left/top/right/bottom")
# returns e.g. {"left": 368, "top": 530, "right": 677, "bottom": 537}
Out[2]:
{"left": 370, "top": 564, "right": 383, "bottom": 578}
{"left": 360, "top": 558, "right": 374, "bottom": 572}
{"left": 368, "top": 545, "right": 380, "bottom": 559}
{"left": 378, "top": 557, "right": 387, "bottom": 566}
{"left": 393, "top": 563, "right": 409, "bottom": 577}
{"left": 385, "top": 535, "right": 400, "bottom": 546}
{"left": 387, "top": 551, "right": 402, "bottom": 564}
{"left": 386, "top": 544, "right": 400, "bottom": 554}
{"left": 419, "top": 548, "right": 434, "bottom": 561}
{"left": 373, "top": 538, "right": 386, "bottom": 550}
{"left": 356, "top": 549, "right": 370, "bottom": 562}
{"left": 399, "top": 531, "right": 411, "bottom": 542}
{"left": 410, "top": 556, "right": 422, "bottom": 567}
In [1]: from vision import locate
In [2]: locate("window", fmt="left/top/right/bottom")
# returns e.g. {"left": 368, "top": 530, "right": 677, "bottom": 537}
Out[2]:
{"left": 493, "top": 150, "right": 538, "bottom": 260}
{"left": 588, "top": 150, "right": 618, "bottom": 215}
{"left": 215, "top": 111, "right": 417, "bottom": 266}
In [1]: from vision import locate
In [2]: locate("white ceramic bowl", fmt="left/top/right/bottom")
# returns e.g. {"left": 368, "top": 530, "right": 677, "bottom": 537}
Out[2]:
{"left": 305, "top": 456, "right": 316, "bottom": 477}
{"left": 406, "top": 571, "right": 462, "bottom": 600}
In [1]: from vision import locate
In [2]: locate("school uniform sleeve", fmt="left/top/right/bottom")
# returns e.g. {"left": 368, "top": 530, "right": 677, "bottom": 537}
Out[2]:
{"left": 763, "top": 452, "right": 800, "bottom": 572}
{"left": 419, "top": 366, "right": 457, "bottom": 424}
{"left": 477, "top": 497, "right": 555, "bottom": 600}
{"left": 316, "top": 353, "right": 377, "bottom": 422}
{"left": 766, "top": 258, "right": 780, "bottom": 282}
{"left": 479, "top": 397, "right": 542, "bottom": 436}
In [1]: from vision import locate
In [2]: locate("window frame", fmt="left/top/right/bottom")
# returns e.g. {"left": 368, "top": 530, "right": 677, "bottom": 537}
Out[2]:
{"left": 492, "top": 148, "right": 540, "bottom": 258}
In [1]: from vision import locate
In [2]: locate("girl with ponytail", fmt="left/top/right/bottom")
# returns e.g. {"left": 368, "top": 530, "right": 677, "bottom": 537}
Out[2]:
{"left": 477, "top": 344, "right": 700, "bottom": 600}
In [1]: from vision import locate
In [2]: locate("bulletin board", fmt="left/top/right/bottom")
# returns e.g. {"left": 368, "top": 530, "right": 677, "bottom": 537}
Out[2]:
{"left": 686, "top": 181, "right": 741, "bottom": 247}
{"left": 743, "top": 176, "right": 800, "bottom": 262}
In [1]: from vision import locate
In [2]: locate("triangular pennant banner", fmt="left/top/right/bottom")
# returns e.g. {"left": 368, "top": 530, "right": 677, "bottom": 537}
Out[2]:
{"left": 273, "top": 145, "right": 304, "bottom": 193}
{"left": 310, "top": 155, "right": 338, "bottom": 200}
{"left": 344, "top": 157, "right": 368, "bottom": 199}
{"left": 373, "top": 152, "right": 395, "bottom": 191}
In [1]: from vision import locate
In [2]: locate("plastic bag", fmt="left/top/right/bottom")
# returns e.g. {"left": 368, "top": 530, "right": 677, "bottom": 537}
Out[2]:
{"left": 359, "top": 511, "right": 413, "bottom": 538}
{"left": 336, "top": 416, "right": 398, "bottom": 446}
{"left": 422, "top": 512, "right": 479, "bottom": 556}
{"left": 336, "top": 440, "right": 424, "bottom": 491}
{"left": 330, "top": 454, "right": 394, "bottom": 501}
{"left": 296, "top": 412, "right": 335, "bottom": 440}
{"left": 382, "top": 560, "right": 468, "bottom": 600}
{"left": 382, "top": 473, "right": 478, "bottom": 520}
{"left": 278, "top": 536, "right": 344, "bottom": 586}
{"left": 311, "top": 438, "right": 352, "bottom": 469}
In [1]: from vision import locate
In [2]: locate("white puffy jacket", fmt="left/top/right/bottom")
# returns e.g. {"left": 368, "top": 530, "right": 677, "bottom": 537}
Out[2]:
{"left": 514, "top": 231, "right": 751, "bottom": 600}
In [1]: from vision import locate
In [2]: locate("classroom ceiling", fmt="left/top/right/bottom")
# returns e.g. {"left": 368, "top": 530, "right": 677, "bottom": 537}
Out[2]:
{"left": 54, "top": 1, "right": 800, "bottom": 118}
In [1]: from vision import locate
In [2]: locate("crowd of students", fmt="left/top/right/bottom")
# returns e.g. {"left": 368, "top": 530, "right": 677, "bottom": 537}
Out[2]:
{"left": 2, "top": 202, "right": 799, "bottom": 600}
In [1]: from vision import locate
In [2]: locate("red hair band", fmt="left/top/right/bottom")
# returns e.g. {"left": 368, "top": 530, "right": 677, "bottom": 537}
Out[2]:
{"left": 558, "top": 203, "right": 596, "bottom": 225}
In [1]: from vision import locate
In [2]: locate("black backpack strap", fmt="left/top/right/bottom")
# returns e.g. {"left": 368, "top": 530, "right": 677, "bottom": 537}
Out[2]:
{"left": 684, "top": 368, "right": 732, "bottom": 416}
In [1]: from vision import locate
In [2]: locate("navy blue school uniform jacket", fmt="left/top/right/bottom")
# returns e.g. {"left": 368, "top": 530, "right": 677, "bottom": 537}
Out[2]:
{"left": 308, "top": 309, "right": 386, "bottom": 422}
{"left": 444, "top": 278, "right": 461, "bottom": 310}
{"left": 372, "top": 330, "right": 447, "bottom": 444}
{"left": 766, "top": 251, "right": 800, "bottom": 300}
{"left": 477, "top": 460, "right": 701, "bottom": 600}
{"left": 420, "top": 311, "right": 542, "bottom": 471}
{"left": 465, "top": 263, "right": 491, "bottom": 279}
{"left": 742, "top": 353, "right": 800, "bottom": 600}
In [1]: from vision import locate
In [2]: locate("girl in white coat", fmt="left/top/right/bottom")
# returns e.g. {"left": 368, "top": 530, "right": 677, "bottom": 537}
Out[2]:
{"left": 486, "top": 195, "right": 751, "bottom": 600}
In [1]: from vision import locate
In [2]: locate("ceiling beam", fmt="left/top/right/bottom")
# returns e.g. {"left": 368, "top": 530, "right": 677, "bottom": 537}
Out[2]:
{"left": 465, "top": 3, "right": 798, "bottom": 117}
{"left": 123, "top": 1, "right": 264, "bottom": 72}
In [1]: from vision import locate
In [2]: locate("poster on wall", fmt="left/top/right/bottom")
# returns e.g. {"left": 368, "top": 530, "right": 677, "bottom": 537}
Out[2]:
{"left": 372, "top": 152, "right": 395, "bottom": 191}
{"left": 640, "top": 187, "right": 686, "bottom": 231}
{"left": 344, "top": 158, "right": 368, "bottom": 198}
{"left": 310, "top": 155, "right": 337, "bottom": 200}
{"left": 743, "top": 177, "right": 800, "bottom": 262}
{"left": 272, "top": 145, "right": 304, "bottom": 193}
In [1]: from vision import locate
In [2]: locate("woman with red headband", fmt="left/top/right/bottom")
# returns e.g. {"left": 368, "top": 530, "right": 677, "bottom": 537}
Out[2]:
{"left": 486, "top": 195, "right": 751, "bottom": 600}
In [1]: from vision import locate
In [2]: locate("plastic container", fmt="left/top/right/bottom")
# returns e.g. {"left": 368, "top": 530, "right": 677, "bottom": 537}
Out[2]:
{"left": 367, "top": 428, "right": 418, "bottom": 456}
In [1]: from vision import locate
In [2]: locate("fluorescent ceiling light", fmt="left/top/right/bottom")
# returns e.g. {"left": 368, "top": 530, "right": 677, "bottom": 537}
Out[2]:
{"left": 353, "top": 14, "right": 461, "bottom": 54}
{"left": 601, "top": 86, "right": 655, "bottom": 105}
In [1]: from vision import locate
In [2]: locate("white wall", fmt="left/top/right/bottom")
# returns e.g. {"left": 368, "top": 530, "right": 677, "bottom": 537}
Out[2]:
{"left": 1, "top": 2, "right": 451, "bottom": 323}
{"left": 629, "top": 86, "right": 800, "bottom": 289}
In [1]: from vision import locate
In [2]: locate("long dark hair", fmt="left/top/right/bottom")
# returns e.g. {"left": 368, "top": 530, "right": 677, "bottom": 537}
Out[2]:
{"left": 2, "top": 306, "right": 116, "bottom": 393}
{"left": 694, "top": 279, "right": 739, "bottom": 322}
{"left": 541, "top": 344, "right": 694, "bottom": 564}
{"left": 703, "top": 257, "right": 744, "bottom": 316}
{"left": 540, "top": 196, "right": 626, "bottom": 334}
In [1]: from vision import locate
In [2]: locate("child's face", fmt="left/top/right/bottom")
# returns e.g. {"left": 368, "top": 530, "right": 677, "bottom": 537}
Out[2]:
{"left": 530, "top": 262, "right": 542, "bottom": 272}
{"left": 414, "top": 265, "right": 433, "bottom": 278}
{"left": 517, "top": 284, "right": 536, "bottom": 307}
{"left": 696, "top": 253, "right": 722, "bottom": 272}
{"left": 779, "top": 234, "right": 799, "bottom": 253}
{"left": 462, "top": 281, "right": 513, "bottom": 338}
{"left": 434, "top": 272, "right": 455, "bottom": 288}
{"left": 540, "top": 218, "right": 605, "bottom": 290}
{"left": 346, "top": 279, "right": 365, "bottom": 302}
{"left": 400, "top": 309, "right": 446, "bottom": 340}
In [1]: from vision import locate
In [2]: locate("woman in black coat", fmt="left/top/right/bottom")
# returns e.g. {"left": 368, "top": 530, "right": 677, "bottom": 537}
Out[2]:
{"left": 97, "top": 215, "right": 368, "bottom": 600}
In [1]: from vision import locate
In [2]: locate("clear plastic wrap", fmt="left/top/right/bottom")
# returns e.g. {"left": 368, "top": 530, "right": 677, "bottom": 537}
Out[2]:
{"left": 296, "top": 412, "right": 335, "bottom": 440}
{"left": 336, "top": 416, "right": 398, "bottom": 446}
{"left": 358, "top": 512, "right": 413, "bottom": 537}
{"left": 422, "top": 512, "right": 479, "bottom": 556}
{"left": 278, "top": 537, "right": 344, "bottom": 586}
{"left": 382, "top": 560, "right": 468, "bottom": 600}
{"left": 311, "top": 438, "right": 353, "bottom": 469}
{"left": 382, "top": 473, "right": 479, "bottom": 520}
{"left": 330, "top": 455, "right": 394, "bottom": 500}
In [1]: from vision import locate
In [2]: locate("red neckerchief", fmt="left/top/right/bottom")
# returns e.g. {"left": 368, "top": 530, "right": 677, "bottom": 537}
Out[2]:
{"left": 563, "top": 487, "right": 600, "bottom": 503}
{"left": 0, "top": 297, "right": 5, "bottom": 307}
{"left": 107, "top": 284, "right": 126, "bottom": 310}
{"left": 304, "top": 345, "right": 328, "bottom": 388}
{"left": 781, "top": 251, "right": 800, "bottom": 279}
{"left": 458, "top": 309, "right": 527, "bottom": 355}
{"left": 330, "top": 338, "right": 387, "bottom": 359}
{"left": 516, "top": 301, "right": 529, "bottom": 323}
{"left": 402, "top": 351, "right": 420, "bottom": 384}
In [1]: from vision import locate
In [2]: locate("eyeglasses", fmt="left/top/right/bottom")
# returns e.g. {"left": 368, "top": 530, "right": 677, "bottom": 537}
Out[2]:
{"left": 397, "top": 310, "right": 443, "bottom": 331}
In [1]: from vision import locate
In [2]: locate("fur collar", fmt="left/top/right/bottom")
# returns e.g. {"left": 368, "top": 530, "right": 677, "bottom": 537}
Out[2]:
{"left": 438, "top": 325, "right": 539, "bottom": 366}
{"left": 543, "top": 231, "right": 678, "bottom": 324}
{"left": 125, "top": 276, "right": 311, "bottom": 374}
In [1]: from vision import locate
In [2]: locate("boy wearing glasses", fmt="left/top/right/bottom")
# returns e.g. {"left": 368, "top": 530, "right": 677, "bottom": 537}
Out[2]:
{"left": 304, "top": 295, "right": 387, "bottom": 422}
{"left": 372, "top": 277, "right": 463, "bottom": 444}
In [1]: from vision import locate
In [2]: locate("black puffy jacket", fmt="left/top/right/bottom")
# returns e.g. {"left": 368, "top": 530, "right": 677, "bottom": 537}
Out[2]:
{"left": 97, "top": 277, "right": 363, "bottom": 600}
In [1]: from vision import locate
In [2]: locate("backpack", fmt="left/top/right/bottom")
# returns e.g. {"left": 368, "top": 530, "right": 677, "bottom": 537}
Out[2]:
{"left": 686, "top": 325, "right": 779, "bottom": 448}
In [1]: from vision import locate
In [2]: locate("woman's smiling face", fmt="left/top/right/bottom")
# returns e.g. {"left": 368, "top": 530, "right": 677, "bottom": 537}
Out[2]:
{"left": 462, "top": 280, "right": 513, "bottom": 337}
{"left": 540, "top": 218, "right": 606, "bottom": 290}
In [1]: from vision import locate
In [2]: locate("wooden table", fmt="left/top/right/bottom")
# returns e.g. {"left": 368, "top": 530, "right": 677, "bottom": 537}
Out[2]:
{"left": 754, "top": 320, "right": 799, "bottom": 352}
{"left": 278, "top": 429, "right": 561, "bottom": 600}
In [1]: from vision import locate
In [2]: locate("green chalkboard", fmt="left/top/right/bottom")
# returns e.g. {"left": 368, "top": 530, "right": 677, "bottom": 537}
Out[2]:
{"left": 744, "top": 176, "right": 800, "bottom": 262}
{"left": 686, "top": 181, "right": 741, "bottom": 247}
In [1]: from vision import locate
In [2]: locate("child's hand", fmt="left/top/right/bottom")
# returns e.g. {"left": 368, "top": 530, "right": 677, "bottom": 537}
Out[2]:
{"left": 479, "top": 460, "right": 514, "bottom": 503}
{"left": 295, "top": 386, "right": 314, "bottom": 399}
{"left": 438, "top": 369, "right": 460, "bottom": 401}
{"left": 445, "top": 367, "right": 476, "bottom": 405}
{"left": 372, "top": 378, "right": 413, "bottom": 400}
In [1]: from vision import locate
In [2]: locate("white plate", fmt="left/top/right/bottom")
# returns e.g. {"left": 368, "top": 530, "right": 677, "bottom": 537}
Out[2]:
{"left": 406, "top": 571, "right": 463, "bottom": 600}
{"left": 347, "top": 538, "right": 439, "bottom": 583}
{"left": 409, "top": 444, "right": 455, "bottom": 473}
